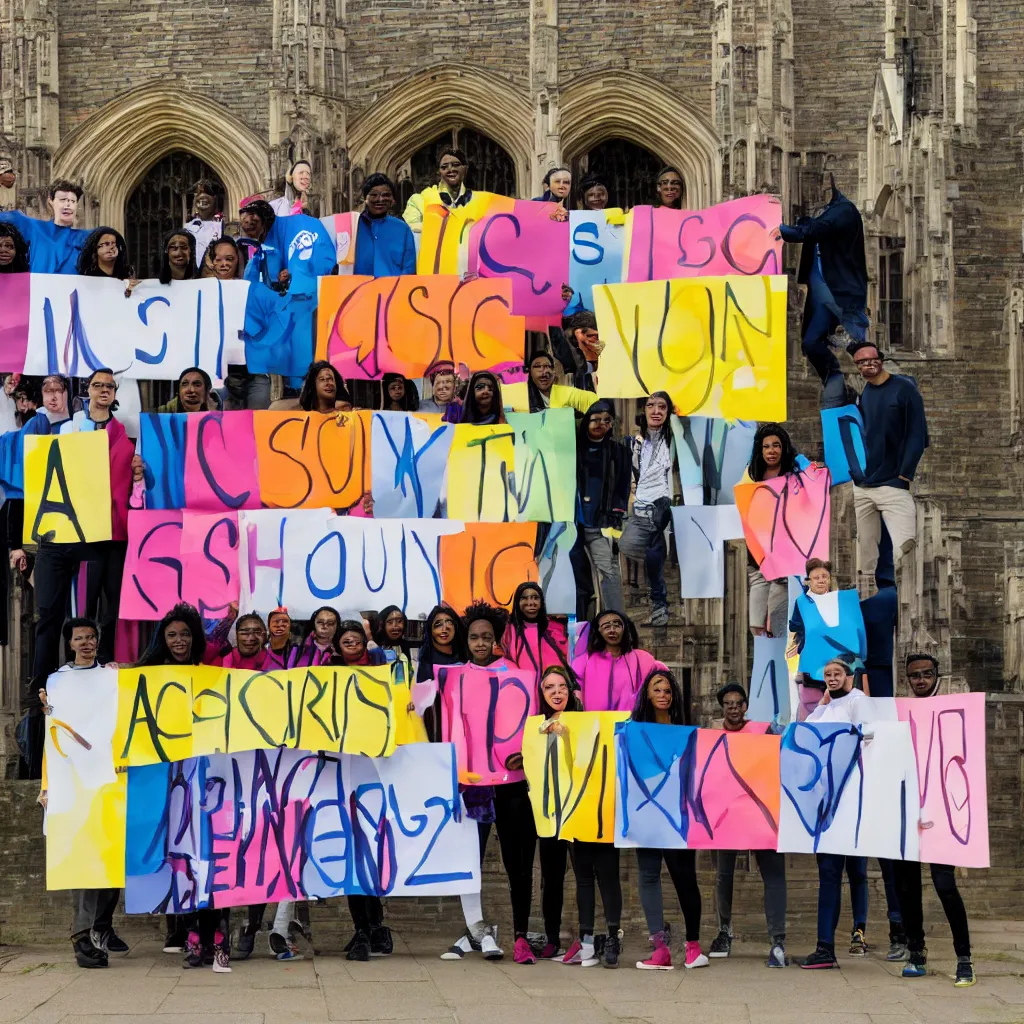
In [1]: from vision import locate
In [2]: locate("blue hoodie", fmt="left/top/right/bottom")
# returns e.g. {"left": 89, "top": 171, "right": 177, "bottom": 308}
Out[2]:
{"left": 354, "top": 212, "right": 416, "bottom": 277}
{"left": 0, "top": 211, "right": 90, "bottom": 274}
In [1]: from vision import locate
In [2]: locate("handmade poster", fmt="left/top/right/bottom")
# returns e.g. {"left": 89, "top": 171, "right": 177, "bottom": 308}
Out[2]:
{"left": 778, "top": 720, "right": 920, "bottom": 860}
{"left": 440, "top": 664, "right": 538, "bottom": 785}
{"left": 623, "top": 196, "right": 783, "bottom": 282}
{"left": 316, "top": 274, "right": 524, "bottom": 380}
{"left": 467, "top": 200, "right": 570, "bottom": 317}
{"left": 592, "top": 276, "right": 788, "bottom": 420}
{"left": 123, "top": 743, "right": 480, "bottom": 911}
{"left": 536, "top": 521, "right": 578, "bottom": 615}
{"left": 438, "top": 522, "right": 539, "bottom": 612}
{"left": 506, "top": 408, "right": 576, "bottom": 522}
{"left": 446, "top": 423, "right": 517, "bottom": 522}
{"left": 253, "top": 409, "right": 370, "bottom": 511}
{"left": 418, "top": 192, "right": 516, "bottom": 276}
{"left": 113, "top": 665, "right": 194, "bottom": 767}
{"left": 243, "top": 284, "right": 318, "bottom": 383}
{"left": 748, "top": 634, "right": 791, "bottom": 723}
{"left": 371, "top": 411, "right": 453, "bottom": 518}
{"left": 119, "top": 509, "right": 184, "bottom": 619}
{"left": 670, "top": 505, "right": 745, "bottom": 599}
{"left": 239, "top": 509, "right": 462, "bottom": 619}
{"left": 21, "top": 275, "right": 248, "bottom": 380}
{"left": 896, "top": 692, "right": 989, "bottom": 868}
{"left": 392, "top": 666, "right": 430, "bottom": 746}
{"left": 44, "top": 668, "right": 127, "bottom": 889}
{"left": 567, "top": 211, "right": 625, "bottom": 311}
{"left": 820, "top": 404, "right": 867, "bottom": 486}
{"left": 522, "top": 711, "right": 629, "bottom": 843}
{"left": 0, "top": 271, "right": 31, "bottom": 371}
{"left": 670, "top": 416, "right": 758, "bottom": 505}
{"left": 178, "top": 511, "right": 241, "bottom": 619}
{"left": 793, "top": 588, "right": 867, "bottom": 679}
{"left": 734, "top": 464, "right": 831, "bottom": 578}
{"left": 138, "top": 413, "right": 187, "bottom": 510}
{"left": 182, "top": 410, "right": 261, "bottom": 511}
{"left": 23, "top": 431, "right": 112, "bottom": 544}
{"left": 319, "top": 211, "right": 359, "bottom": 272}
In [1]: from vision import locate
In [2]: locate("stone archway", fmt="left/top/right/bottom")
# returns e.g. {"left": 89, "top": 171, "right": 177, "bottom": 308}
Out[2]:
{"left": 52, "top": 82, "right": 270, "bottom": 232}
{"left": 559, "top": 71, "right": 721, "bottom": 207}
{"left": 346, "top": 64, "right": 534, "bottom": 203}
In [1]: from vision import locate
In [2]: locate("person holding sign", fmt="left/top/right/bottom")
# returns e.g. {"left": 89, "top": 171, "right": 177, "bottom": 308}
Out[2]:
{"left": 158, "top": 229, "right": 199, "bottom": 284}
{"left": 654, "top": 167, "right": 685, "bottom": 210}
{"left": 156, "top": 367, "right": 215, "bottom": 414}
{"left": 402, "top": 146, "right": 474, "bottom": 232}
{"left": 577, "top": 174, "right": 610, "bottom": 211}
{"left": 205, "top": 613, "right": 273, "bottom": 669}
{"left": 461, "top": 371, "right": 506, "bottom": 425}
{"left": 503, "top": 351, "right": 597, "bottom": 414}
{"left": 354, "top": 173, "right": 417, "bottom": 276}
{"left": 291, "top": 606, "right": 344, "bottom": 667}
{"left": 417, "top": 363, "right": 464, "bottom": 421}
{"left": 262, "top": 608, "right": 298, "bottom": 669}
{"left": 382, "top": 373, "right": 420, "bottom": 412}
{"left": 296, "top": 360, "right": 354, "bottom": 414}
{"left": 571, "top": 610, "right": 665, "bottom": 712}
{"left": 532, "top": 167, "right": 572, "bottom": 219}
{"left": 76, "top": 227, "right": 133, "bottom": 282}
{"left": 502, "top": 581, "right": 569, "bottom": 675}
{"left": 893, "top": 653, "right": 976, "bottom": 987}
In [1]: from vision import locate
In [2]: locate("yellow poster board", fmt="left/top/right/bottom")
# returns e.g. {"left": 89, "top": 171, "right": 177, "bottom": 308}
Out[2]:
{"left": 446, "top": 423, "right": 517, "bottom": 522}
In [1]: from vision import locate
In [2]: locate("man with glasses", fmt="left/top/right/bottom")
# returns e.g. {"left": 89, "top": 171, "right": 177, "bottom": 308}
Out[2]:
{"left": 707, "top": 683, "right": 789, "bottom": 968}
{"left": 850, "top": 341, "right": 928, "bottom": 582}
{"left": 354, "top": 172, "right": 416, "bottom": 276}
{"left": 890, "top": 653, "right": 976, "bottom": 987}
{"left": 402, "top": 146, "right": 473, "bottom": 232}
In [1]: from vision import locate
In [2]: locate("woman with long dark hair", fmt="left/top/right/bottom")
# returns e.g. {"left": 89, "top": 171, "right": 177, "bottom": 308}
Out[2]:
{"left": 371, "top": 605, "right": 413, "bottom": 665}
{"left": 0, "top": 221, "right": 30, "bottom": 273}
{"left": 577, "top": 174, "right": 610, "bottom": 211}
{"left": 297, "top": 360, "right": 354, "bottom": 413}
{"left": 157, "top": 229, "right": 199, "bottom": 285}
{"left": 501, "top": 581, "right": 568, "bottom": 675}
{"left": 630, "top": 667, "right": 707, "bottom": 971}
{"left": 461, "top": 371, "right": 505, "bottom": 425}
{"left": 654, "top": 166, "right": 684, "bottom": 209}
{"left": 381, "top": 373, "right": 419, "bottom": 412}
{"left": 417, "top": 604, "right": 468, "bottom": 686}
{"left": 77, "top": 227, "right": 132, "bottom": 279}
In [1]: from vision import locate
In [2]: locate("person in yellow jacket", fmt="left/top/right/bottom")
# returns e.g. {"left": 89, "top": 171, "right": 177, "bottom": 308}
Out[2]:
{"left": 502, "top": 351, "right": 597, "bottom": 414}
{"left": 402, "top": 145, "right": 475, "bottom": 231}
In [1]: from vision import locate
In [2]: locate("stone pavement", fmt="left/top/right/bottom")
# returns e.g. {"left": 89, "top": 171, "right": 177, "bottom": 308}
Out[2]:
{"left": 2, "top": 923, "right": 1023, "bottom": 1024}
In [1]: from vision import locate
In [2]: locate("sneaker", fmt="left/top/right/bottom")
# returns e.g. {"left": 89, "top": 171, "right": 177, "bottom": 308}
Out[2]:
{"left": 799, "top": 944, "right": 839, "bottom": 969}
{"left": 886, "top": 939, "right": 909, "bottom": 962}
{"left": 345, "top": 930, "right": 370, "bottom": 962}
{"left": 90, "top": 929, "right": 129, "bottom": 956}
{"left": 708, "top": 930, "right": 732, "bottom": 958}
{"left": 480, "top": 928, "right": 504, "bottom": 961}
{"left": 212, "top": 945, "right": 231, "bottom": 974}
{"left": 369, "top": 926, "right": 393, "bottom": 957}
{"left": 580, "top": 935, "right": 600, "bottom": 968}
{"left": 637, "top": 933, "right": 673, "bottom": 971}
{"left": 902, "top": 951, "right": 927, "bottom": 978}
{"left": 767, "top": 942, "right": 787, "bottom": 968}
{"left": 163, "top": 926, "right": 187, "bottom": 953}
{"left": 72, "top": 935, "right": 108, "bottom": 969}
{"left": 235, "top": 925, "right": 256, "bottom": 962}
{"left": 561, "top": 939, "right": 583, "bottom": 964}
{"left": 684, "top": 941, "right": 709, "bottom": 968}
{"left": 644, "top": 605, "right": 669, "bottom": 627}
{"left": 269, "top": 930, "right": 302, "bottom": 961}
{"left": 849, "top": 929, "right": 867, "bottom": 957}
{"left": 183, "top": 932, "right": 204, "bottom": 969}
{"left": 603, "top": 933, "right": 620, "bottom": 968}
{"left": 538, "top": 942, "right": 560, "bottom": 959}
{"left": 441, "top": 934, "right": 473, "bottom": 960}
{"left": 514, "top": 937, "right": 536, "bottom": 965}
{"left": 954, "top": 956, "right": 976, "bottom": 987}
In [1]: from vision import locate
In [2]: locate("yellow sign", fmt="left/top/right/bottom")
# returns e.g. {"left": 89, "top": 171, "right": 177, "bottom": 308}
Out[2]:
{"left": 446, "top": 423, "right": 517, "bottom": 522}
{"left": 592, "top": 276, "right": 788, "bottom": 420}
{"left": 23, "top": 432, "right": 112, "bottom": 544}
{"left": 522, "top": 711, "right": 628, "bottom": 843}
{"left": 114, "top": 666, "right": 193, "bottom": 766}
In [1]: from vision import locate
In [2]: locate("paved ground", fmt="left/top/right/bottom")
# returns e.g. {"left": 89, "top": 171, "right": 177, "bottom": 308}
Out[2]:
{"left": 2, "top": 923, "right": 1023, "bottom": 1024}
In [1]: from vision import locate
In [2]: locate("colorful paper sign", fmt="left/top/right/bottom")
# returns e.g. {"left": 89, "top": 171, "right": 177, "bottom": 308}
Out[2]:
{"left": 593, "top": 276, "right": 788, "bottom": 419}
{"left": 182, "top": 410, "right": 261, "bottom": 511}
{"left": 749, "top": 634, "right": 791, "bottom": 723}
{"left": 507, "top": 409, "right": 577, "bottom": 523}
{"left": 179, "top": 511, "right": 240, "bottom": 618}
{"left": 536, "top": 520, "right": 578, "bottom": 615}
{"left": 418, "top": 192, "right": 515, "bottom": 276}
{"left": 370, "top": 411, "right": 453, "bottom": 519}
{"left": 820, "top": 404, "right": 867, "bottom": 486}
{"left": 446, "top": 423, "right": 517, "bottom": 523}
{"left": 0, "top": 272, "right": 32, "bottom": 372}
{"left": 670, "top": 415, "right": 758, "bottom": 505}
{"left": 114, "top": 665, "right": 194, "bottom": 767}
{"left": 438, "top": 522, "right": 538, "bottom": 612}
{"left": 568, "top": 211, "right": 625, "bottom": 311}
{"left": 120, "top": 509, "right": 184, "bottom": 619}
{"left": 670, "top": 504, "right": 745, "bottom": 599}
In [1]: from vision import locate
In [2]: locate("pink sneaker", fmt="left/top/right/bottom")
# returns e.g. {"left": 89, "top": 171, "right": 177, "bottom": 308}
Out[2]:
{"left": 637, "top": 940, "right": 674, "bottom": 971}
{"left": 561, "top": 939, "right": 582, "bottom": 964}
{"left": 538, "top": 942, "right": 560, "bottom": 959}
{"left": 514, "top": 937, "right": 536, "bottom": 965}
{"left": 685, "top": 941, "right": 709, "bottom": 969}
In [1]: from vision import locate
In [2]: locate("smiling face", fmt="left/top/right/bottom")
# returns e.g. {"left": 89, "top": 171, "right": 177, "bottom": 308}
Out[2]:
{"left": 239, "top": 209, "right": 262, "bottom": 238}
{"left": 69, "top": 625, "right": 98, "bottom": 664}
{"left": 0, "top": 235, "right": 16, "bottom": 266}
{"left": 853, "top": 344, "right": 884, "bottom": 382}
{"left": 268, "top": 613, "right": 291, "bottom": 641}
{"left": 431, "top": 612, "right": 455, "bottom": 652}
{"left": 164, "top": 620, "right": 193, "bottom": 663}
{"left": 541, "top": 671, "right": 570, "bottom": 713}
{"left": 193, "top": 189, "right": 216, "bottom": 218}
{"left": 467, "top": 618, "right": 496, "bottom": 665}
{"left": 518, "top": 588, "right": 542, "bottom": 622}
{"left": 49, "top": 190, "right": 79, "bottom": 226}
{"left": 95, "top": 233, "right": 119, "bottom": 272}
{"left": 546, "top": 170, "right": 571, "bottom": 199}
{"left": 178, "top": 371, "right": 208, "bottom": 412}
{"left": 587, "top": 409, "right": 613, "bottom": 441}
{"left": 430, "top": 371, "right": 456, "bottom": 404}
{"left": 906, "top": 658, "right": 938, "bottom": 697}
{"left": 236, "top": 620, "right": 267, "bottom": 657}
{"left": 292, "top": 163, "right": 312, "bottom": 193}
{"left": 645, "top": 395, "right": 669, "bottom": 430}
{"left": 529, "top": 355, "right": 555, "bottom": 393}
{"left": 383, "top": 610, "right": 405, "bottom": 641}
{"left": 313, "top": 610, "right": 338, "bottom": 645}
{"left": 822, "top": 662, "right": 853, "bottom": 695}
{"left": 598, "top": 614, "right": 625, "bottom": 651}
{"left": 365, "top": 182, "right": 393, "bottom": 217}
{"left": 166, "top": 234, "right": 191, "bottom": 274}
{"left": 808, "top": 567, "right": 832, "bottom": 595}
{"left": 210, "top": 241, "right": 238, "bottom": 280}
{"left": 438, "top": 154, "right": 466, "bottom": 192}
{"left": 584, "top": 184, "right": 609, "bottom": 210}
{"left": 387, "top": 378, "right": 406, "bottom": 403}
{"left": 721, "top": 690, "right": 747, "bottom": 729}
{"left": 647, "top": 674, "right": 674, "bottom": 714}
{"left": 338, "top": 629, "right": 366, "bottom": 663}
{"left": 656, "top": 171, "right": 683, "bottom": 208}
{"left": 88, "top": 371, "right": 117, "bottom": 411}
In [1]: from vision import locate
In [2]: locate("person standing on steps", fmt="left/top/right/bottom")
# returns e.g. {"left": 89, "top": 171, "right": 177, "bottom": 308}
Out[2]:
{"left": 571, "top": 610, "right": 665, "bottom": 712}
{"left": 707, "top": 683, "right": 788, "bottom": 968}
{"left": 893, "top": 653, "right": 976, "bottom": 987}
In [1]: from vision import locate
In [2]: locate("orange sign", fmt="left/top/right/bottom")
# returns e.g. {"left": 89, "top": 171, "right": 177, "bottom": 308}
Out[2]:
{"left": 439, "top": 522, "right": 538, "bottom": 612}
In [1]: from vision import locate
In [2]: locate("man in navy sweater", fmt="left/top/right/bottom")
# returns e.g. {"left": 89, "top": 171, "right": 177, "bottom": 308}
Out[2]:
{"left": 851, "top": 341, "right": 928, "bottom": 578}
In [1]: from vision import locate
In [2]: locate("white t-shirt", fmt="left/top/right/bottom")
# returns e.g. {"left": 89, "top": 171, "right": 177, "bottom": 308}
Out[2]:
{"left": 806, "top": 686, "right": 869, "bottom": 724}
{"left": 809, "top": 590, "right": 841, "bottom": 627}
{"left": 634, "top": 432, "right": 672, "bottom": 505}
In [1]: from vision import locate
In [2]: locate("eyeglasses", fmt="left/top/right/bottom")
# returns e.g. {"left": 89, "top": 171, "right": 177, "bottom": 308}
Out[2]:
{"left": 237, "top": 628, "right": 266, "bottom": 637}
{"left": 907, "top": 669, "right": 936, "bottom": 680}
{"left": 89, "top": 381, "right": 116, "bottom": 391}
{"left": 854, "top": 357, "right": 882, "bottom": 366}
{"left": 366, "top": 190, "right": 393, "bottom": 201}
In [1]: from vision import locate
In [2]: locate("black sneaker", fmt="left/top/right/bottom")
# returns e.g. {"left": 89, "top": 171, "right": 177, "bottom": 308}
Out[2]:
{"left": 72, "top": 935, "right": 108, "bottom": 969}
{"left": 370, "top": 926, "right": 393, "bottom": 957}
{"left": 799, "top": 944, "right": 839, "bottom": 969}
{"left": 954, "top": 956, "right": 976, "bottom": 988}
{"left": 91, "top": 929, "right": 128, "bottom": 956}
{"left": 346, "top": 930, "right": 370, "bottom": 962}
{"left": 163, "top": 928, "right": 187, "bottom": 953}
{"left": 603, "top": 933, "right": 620, "bottom": 968}
{"left": 709, "top": 930, "right": 732, "bottom": 958}
{"left": 235, "top": 925, "right": 256, "bottom": 961}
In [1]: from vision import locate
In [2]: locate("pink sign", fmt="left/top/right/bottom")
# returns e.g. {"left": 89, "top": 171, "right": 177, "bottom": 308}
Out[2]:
{"left": 183, "top": 411, "right": 261, "bottom": 512}
{"left": 120, "top": 509, "right": 184, "bottom": 619}
{"left": 0, "top": 273, "right": 31, "bottom": 372}
{"left": 440, "top": 663, "right": 537, "bottom": 785}
{"left": 896, "top": 693, "right": 990, "bottom": 868}
{"left": 624, "top": 196, "right": 783, "bottom": 283}
{"left": 734, "top": 464, "right": 831, "bottom": 579}
{"left": 180, "top": 511, "right": 240, "bottom": 619}
{"left": 468, "top": 201, "right": 570, "bottom": 317}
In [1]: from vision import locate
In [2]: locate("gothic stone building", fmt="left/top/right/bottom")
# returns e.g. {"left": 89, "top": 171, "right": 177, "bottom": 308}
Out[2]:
{"left": 1, "top": 0, "right": 1023, "bottom": 938}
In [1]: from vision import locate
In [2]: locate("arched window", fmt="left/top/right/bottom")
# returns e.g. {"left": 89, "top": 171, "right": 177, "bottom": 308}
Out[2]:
{"left": 125, "top": 151, "right": 226, "bottom": 278}
{"left": 572, "top": 139, "right": 669, "bottom": 210}
{"left": 396, "top": 128, "right": 517, "bottom": 209}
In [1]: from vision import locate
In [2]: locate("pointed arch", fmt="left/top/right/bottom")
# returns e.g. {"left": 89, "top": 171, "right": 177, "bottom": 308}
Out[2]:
{"left": 346, "top": 64, "right": 533, "bottom": 197}
{"left": 52, "top": 83, "right": 270, "bottom": 231}
{"left": 560, "top": 71, "right": 721, "bottom": 207}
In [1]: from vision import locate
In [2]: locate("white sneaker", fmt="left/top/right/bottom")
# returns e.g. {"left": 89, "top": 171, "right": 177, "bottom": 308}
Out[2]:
{"left": 481, "top": 931, "right": 504, "bottom": 961}
{"left": 441, "top": 935, "right": 473, "bottom": 960}
{"left": 580, "top": 941, "right": 599, "bottom": 967}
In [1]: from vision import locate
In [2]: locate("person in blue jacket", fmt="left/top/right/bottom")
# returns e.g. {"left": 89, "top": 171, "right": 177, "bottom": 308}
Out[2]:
{"left": 355, "top": 173, "right": 416, "bottom": 277}
{"left": 0, "top": 179, "right": 90, "bottom": 274}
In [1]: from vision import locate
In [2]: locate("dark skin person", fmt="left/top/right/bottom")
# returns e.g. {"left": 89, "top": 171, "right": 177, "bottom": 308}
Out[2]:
{"left": 472, "top": 377, "right": 494, "bottom": 417}
{"left": 597, "top": 614, "right": 625, "bottom": 656}
{"left": 467, "top": 618, "right": 497, "bottom": 667}
{"left": 268, "top": 613, "right": 292, "bottom": 651}
{"left": 338, "top": 629, "right": 367, "bottom": 665}
{"left": 95, "top": 233, "right": 119, "bottom": 275}
{"left": 721, "top": 692, "right": 748, "bottom": 731}
{"left": 313, "top": 610, "right": 339, "bottom": 647}
{"left": 386, "top": 378, "right": 406, "bottom": 409}
{"left": 166, "top": 234, "right": 191, "bottom": 279}
{"left": 165, "top": 621, "right": 193, "bottom": 663}
{"left": 383, "top": 611, "right": 405, "bottom": 642}
{"left": 518, "top": 589, "right": 542, "bottom": 622}
{"left": 431, "top": 613, "right": 456, "bottom": 653}
{"left": 178, "top": 371, "right": 208, "bottom": 412}
{"left": 583, "top": 184, "right": 609, "bottom": 210}
{"left": 193, "top": 189, "right": 216, "bottom": 220}
{"left": 209, "top": 242, "right": 238, "bottom": 281}
{"left": 529, "top": 355, "right": 555, "bottom": 395}
{"left": 438, "top": 155, "right": 467, "bottom": 194}
{"left": 0, "top": 235, "right": 16, "bottom": 266}
{"left": 656, "top": 171, "right": 683, "bottom": 209}
{"left": 587, "top": 410, "right": 613, "bottom": 441}
{"left": 906, "top": 658, "right": 938, "bottom": 697}
{"left": 365, "top": 184, "right": 394, "bottom": 218}
{"left": 761, "top": 435, "right": 784, "bottom": 477}
{"left": 236, "top": 620, "right": 267, "bottom": 658}
{"left": 315, "top": 367, "right": 338, "bottom": 413}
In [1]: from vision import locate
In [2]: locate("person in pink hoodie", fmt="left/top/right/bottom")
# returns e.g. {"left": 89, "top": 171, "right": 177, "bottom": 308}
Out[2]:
{"left": 205, "top": 613, "right": 274, "bottom": 669}
{"left": 502, "top": 581, "right": 568, "bottom": 675}
{"left": 570, "top": 610, "right": 665, "bottom": 712}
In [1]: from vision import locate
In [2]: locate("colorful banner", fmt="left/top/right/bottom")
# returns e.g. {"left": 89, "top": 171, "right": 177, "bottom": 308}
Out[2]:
{"left": 593, "top": 275, "right": 788, "bottom": 419}
{"left": 507, "top": 408, "right": 577, "bottom": 523}
{"left": 370, "top": 411, "right": 453, "bottom": 519}
{"left": 182, "top": 410, "right": 261, "bottom": 512}
{"left": 568, "top": 210, "right": 625, "bottom": 312}
{"left": 748, "top": 634, "right": 791, "bottom": 723}
{"left": 438, "top": 522, "right": 539, "bottom": 612}
{"left": 670, "top": 415, "right": 758, "bottom": 505}
{"left": 446, "top": 423, "right": 517, "bottom": 523}
{"left": 670, "top": 505, "right": 745, "bottom": 599}
{"left": 820, "top": 404, "right": 867, "bottom": 486}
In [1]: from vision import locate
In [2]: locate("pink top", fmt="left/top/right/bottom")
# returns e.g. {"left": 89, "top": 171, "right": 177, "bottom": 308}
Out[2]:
{"left": 570, "top": 648, "right": 667, "bottom": 712}
{"left": 205, "top": 647, "right": 274, "bottom": 670}
{"left": 725, "top": 720, "right": 771, "bottom": 735}
{"left": 502, "top": 621, "right": 568, "bottom": 675}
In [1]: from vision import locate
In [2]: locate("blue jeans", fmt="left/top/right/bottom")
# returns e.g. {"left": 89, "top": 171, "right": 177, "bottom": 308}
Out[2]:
{"left": 223, "top": 368, "right": 272, "bottom": 410}
{"left": 618, "top": 506, "right": 667, "bottom": 608}
{"left": 816, "top": 854, "right": 867, "bottom": 945}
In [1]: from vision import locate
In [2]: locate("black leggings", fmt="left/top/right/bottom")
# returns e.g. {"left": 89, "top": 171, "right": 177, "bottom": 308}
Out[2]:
{"left": 539, "top": 836, "right": 568, "bottom": 942}
{"left": 893, "top": 860, "right": 971, "bottom": 958}
{"left": 571, "top": 840, "right": 621, "bottom": 936}
{"left": 637, "top": 847, "right": 701, "bottom": 941}
{"left": 493, "top": 781, "right": 538, "bottom": 937}
{"left": 348, "top": 895, "right": 384, "bottom": 934}
{"left": 197, "top": 908, "right": 229, "bottom": 947}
